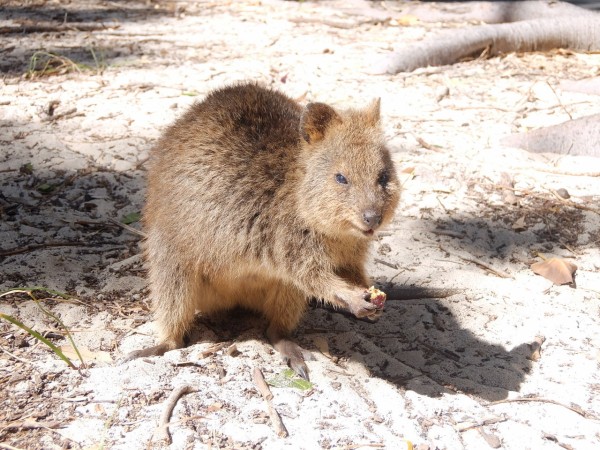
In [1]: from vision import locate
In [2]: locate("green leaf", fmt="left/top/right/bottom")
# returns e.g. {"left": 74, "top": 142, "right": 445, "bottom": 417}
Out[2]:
{"left": 121, "top": 212, "right": 141, "bottom": 224}
{"left": 182, "top": 90, "right": 199, "bottom": 97}
{"left": 20, "top": 163, "right": 33, "bottom": 174}
{"left": 267, "top": 369, "right": 313, "bottom": 390}
{"left": 37, "top": 183, "right": 54, "bottom": 193}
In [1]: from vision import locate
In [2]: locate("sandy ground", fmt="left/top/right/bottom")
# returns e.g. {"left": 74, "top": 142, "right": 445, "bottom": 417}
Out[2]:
{"left": 1, "top": 1, "right": 600, "bottom": 449}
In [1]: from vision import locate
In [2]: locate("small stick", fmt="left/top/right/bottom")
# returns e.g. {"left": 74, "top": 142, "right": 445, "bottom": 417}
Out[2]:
{"left": 252, "top": 367, "right": 288, "bottom": 438}
{"left": 2, "top": 419, "right": 62, "bottom": 431}
{"left": 431, "top": 229, "right": 465, "bottom": 239}
{"left": 0, "top": 346, "right": 33, "bottom": 365}
{"left": 439, "top": 245, "right": 513, "bottom": 279}
{"left": 373, "top": 258, "right": 398, "bottom": 269}
{"left": 416, "top": 136, "right": 442, "bottom": 152}
{"left": 41, "top": 108, "right": 82, "bottom": 122}
{"left": 456, "top": 416, "right": 508, "bottom": 432}
{"left": 0, "top": 241, "right": 89, "bottom": 257}
{"left": 516, "top": 166, "right": 600, "bottom": 177}
{"left": 153, "top": 385, "right": 198, "bottom": 444}
{"left": 0, "top": 443, "right": 24, "bottom": 450}
{"left": 108, "top": 218, "right": 147, "bottom": 237}
{"left": 0, "top": 22, "right": 119, "bottom": 34}
{"left": 338, "top": 444, "right": 386, "bottom": 449}
{"left": 487, "top": 397, "right": 598, "bottom": 420}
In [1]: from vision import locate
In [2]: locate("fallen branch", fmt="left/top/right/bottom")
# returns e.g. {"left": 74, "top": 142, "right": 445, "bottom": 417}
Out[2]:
{"left": 153, "top": 385, "right": 199, "bottom": 444}
{"left": 252, "top": 367, "right": 288, "bottom": 438}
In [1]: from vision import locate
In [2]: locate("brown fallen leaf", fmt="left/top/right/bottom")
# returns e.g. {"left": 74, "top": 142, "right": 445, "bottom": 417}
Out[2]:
{"left": 512, "top": 216, "right": 526, "bottom": 231}
{"left": 312, "top": 336, "right": 332, "bottom": 359}
{"left": 394, "top": 14, "right": 419, "bottom": 26}
{"left": 530, "top": 258, "right": 577, "bottom": 285}
{"left": 528, "top": 335, "right": 546, "bottom": 362}
{"left": 60, "top": 345, "right": 113, "bottom": 363}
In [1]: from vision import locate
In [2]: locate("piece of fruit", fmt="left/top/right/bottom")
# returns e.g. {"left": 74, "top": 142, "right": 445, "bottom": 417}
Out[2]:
{"left": 367, "top": 286, "right": 386, "bottom": 309}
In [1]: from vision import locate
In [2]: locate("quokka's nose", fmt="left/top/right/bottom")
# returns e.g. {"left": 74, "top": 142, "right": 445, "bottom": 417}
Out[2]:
{"left": 362, "top": 210, "right": 382, "bottom": 229}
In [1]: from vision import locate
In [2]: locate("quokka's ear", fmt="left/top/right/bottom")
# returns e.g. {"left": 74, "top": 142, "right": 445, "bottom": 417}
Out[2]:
{"left": 300, "top": 102, "right": 343, "bottom": 144}
{"left": 364, "top": 98, "right": 381, "bottom": 126}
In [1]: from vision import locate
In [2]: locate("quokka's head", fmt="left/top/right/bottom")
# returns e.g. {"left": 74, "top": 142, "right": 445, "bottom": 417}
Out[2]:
{"left": 297, "top": 98, "right": 400, "bottom": 240}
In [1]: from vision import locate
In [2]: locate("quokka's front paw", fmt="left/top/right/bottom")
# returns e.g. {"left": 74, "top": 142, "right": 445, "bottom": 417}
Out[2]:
{"left": 337, "top": 288, "right": 384, "bottom": 322}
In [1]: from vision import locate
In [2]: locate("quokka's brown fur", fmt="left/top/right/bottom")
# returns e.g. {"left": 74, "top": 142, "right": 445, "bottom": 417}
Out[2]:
{"left": 125, "top": 82, "right": 400, "bottom": 378}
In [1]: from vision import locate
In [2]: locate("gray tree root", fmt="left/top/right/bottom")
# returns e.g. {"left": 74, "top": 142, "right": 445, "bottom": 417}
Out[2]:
{"left": 502, "top": 114, "right": 600, "bottom": 157}
{"left": 374, "top": 17, "right": 600, "bottom": 74}
{"left": 372, "top": 1, "right": 600, "bottom": 75}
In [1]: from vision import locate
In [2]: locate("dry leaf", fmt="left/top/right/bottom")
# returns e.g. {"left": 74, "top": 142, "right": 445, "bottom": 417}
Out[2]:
{"left": 394, "top": 14, "right": 419, "bottom": 26}
{"left": 312, "top": 336, "right": 332, "bottom": 359}
{"left": 527, "top": 335, "right": 546, "bottom": 361}
{"left": 531, "top": 258, "right": 577, "bottom": 285}
{"left": 207, "top": 402, "right": 223, "bottom": 412}
{"left": 60, "top": 345, "right": 113, "bottom": 363}
{"left": 512, "top": 216, "right": 526, "bottom": 231}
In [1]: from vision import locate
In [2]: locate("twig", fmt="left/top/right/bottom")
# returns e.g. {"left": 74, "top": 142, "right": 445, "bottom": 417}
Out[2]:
{"left": 41, "top": 108, "right": 83, "bottom": 122}
{"left": 373, "top": 258, "right": 398, "bottom": 269}
{"left": 548, "top": 188, "right": 600, "bottom": 215}
{"left": 456, "top": 416, "right": 508, "bottom": 432}
{"left": 416, "top": 136, "right": 443, "bottom": 152}
{"left": 431, "top": 229, "right": 465, "bottom": 239}
{"left": 0, "top": 22, "right": 119, "bottom": 34}
{"left": 288, "top": 16, "right": 385, "bottom": 29}
{"left": 2, "top": 419, "right": 63, "bottom": 431}
{"left": 153, "top": 385, "right": 198, "bottom": 444}
{"left": 252, "top": 367, "right": 288, "bottom": 438}
{"left": 0, "top": 241, "right": 104, "bottom": 257}
{"left": 0, "top": 443, "right": 25, "bottom": 450}
{"left": 337, "top": 444, "right": 386, "bottom": 449}
{"left": 108, "top": 218, "right": 147, "bottom": 238}
{"left": 546, "top": 81, "right": 572, "bottom": 120}
{"left": 438, "top": 245, "right": 513, "bottom": 279}
{"left": 199, "top": 341, "right": 229, "bottom": 358}
{"left": 0, "top": 346, "right": 33, "bottom": 365}
{"left": 516, "top": 166, "right": 600, "bottom": 177}
{"left": 487, "top": 397, "right": 599, "bottom": 420}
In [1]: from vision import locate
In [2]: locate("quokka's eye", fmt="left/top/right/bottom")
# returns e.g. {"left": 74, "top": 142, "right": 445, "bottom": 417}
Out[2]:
{"left": 378, "top": 171, "right": 389, "bottom": 187}
{"left": 335, "top": 173, "right": 348, "bottom": 185}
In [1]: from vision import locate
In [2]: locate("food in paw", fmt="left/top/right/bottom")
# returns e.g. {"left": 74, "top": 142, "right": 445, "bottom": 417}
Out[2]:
{"left": 366, "top": 286, "right": 386, "bottom": 309}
